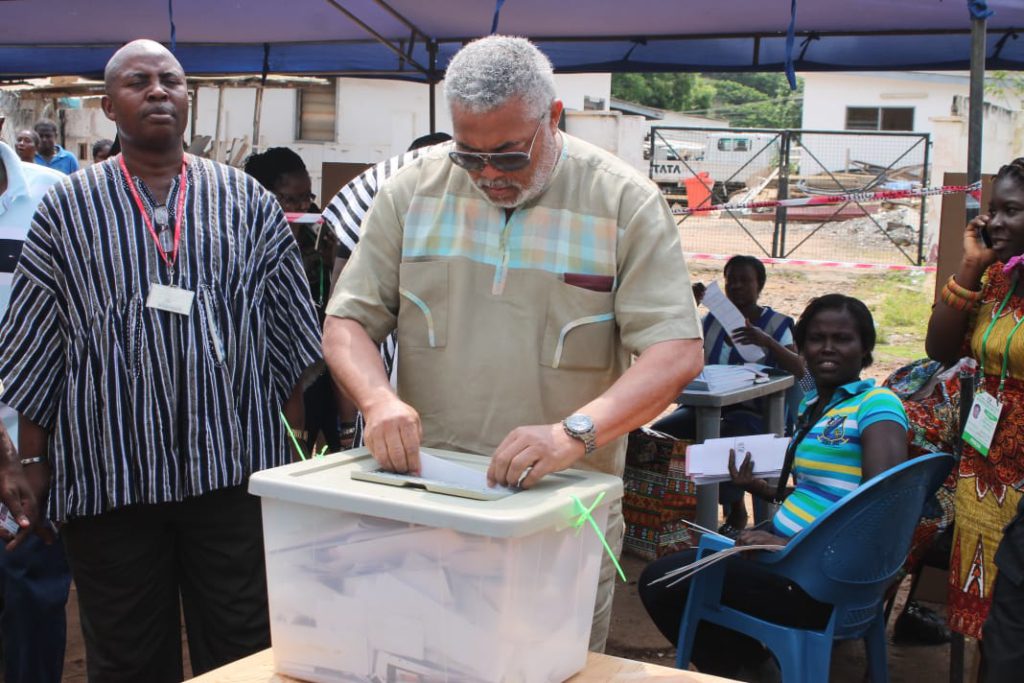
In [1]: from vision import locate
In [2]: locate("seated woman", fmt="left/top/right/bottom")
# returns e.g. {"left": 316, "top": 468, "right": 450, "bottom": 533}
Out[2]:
{"left": 653, "top": 255, "right": 805, "bottom": 533}
{"left": 640, "top": 294, "right": 908, "bottom": 680}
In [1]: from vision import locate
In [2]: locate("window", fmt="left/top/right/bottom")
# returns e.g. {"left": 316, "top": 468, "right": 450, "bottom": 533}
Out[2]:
{"left": 583, "top": 96, "right": 606, "bottom": 111}
{"left": 845, "top": 106, "right": 914, "bottom": 132}
{"left": 297, "top": 81, "right": 337, "bottom": 142}
{"left": 716, "top": 138, "right": 750, "bottom": 152}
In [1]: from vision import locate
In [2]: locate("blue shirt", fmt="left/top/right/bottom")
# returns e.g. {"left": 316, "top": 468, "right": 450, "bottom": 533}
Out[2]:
{"left": 773, "top": 378, "right": 908, "bottom": 538}
{"left": 34, "top": 145, "right": 80, "bottom": 175}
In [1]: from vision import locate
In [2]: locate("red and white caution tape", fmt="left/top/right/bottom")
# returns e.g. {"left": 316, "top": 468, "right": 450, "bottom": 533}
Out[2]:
{"left": 685, "top": 252, "right": 936, "bottom": 273}
{"left": 672, "top": 181, "right": 982, "bottom": 216}
{"left": 284, "top": 212, "right": 324, "bottom": 224}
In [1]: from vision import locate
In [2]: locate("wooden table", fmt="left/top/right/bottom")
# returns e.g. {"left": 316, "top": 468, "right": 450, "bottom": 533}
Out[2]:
{"left": 677, "top": 373, "right": 795, "bottom": 529}
{"left": 188, "top": 648, "right": 736, "bottom": 682}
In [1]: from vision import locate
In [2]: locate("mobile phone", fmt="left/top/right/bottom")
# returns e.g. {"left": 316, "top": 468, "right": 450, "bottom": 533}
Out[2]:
{"left": 980, "top": 226, "right": 994, "bottom": 249}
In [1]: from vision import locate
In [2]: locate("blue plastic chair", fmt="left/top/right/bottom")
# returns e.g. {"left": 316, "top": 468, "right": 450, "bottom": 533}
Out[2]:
{"left": 675, "top": 452, "right": 954, "bottom": 683}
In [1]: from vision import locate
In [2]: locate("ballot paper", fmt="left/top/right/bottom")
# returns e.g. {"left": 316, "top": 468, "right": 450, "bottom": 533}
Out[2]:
{"left": 685, "top": 434, "right": 790, "bottom": 484}
{"left": 350, "top": 452, "right": 517, "bottom": 500}
{"left": 702, "top": 281, "right": 766, "bottom": 363}
{"left": 685, "top": 363, "right": 768, "bottom": 393}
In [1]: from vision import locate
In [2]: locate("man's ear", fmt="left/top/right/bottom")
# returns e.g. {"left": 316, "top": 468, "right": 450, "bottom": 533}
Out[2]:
{"left": 549, "top": 99, "right": 564, "bottom": 128}
{"left": 101, "top": 95, "right": 116, "bottom": 123}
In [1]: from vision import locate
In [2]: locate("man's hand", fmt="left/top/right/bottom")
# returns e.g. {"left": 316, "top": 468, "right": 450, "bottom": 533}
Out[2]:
{"left": 0, "top": 460, "right": 54, "bottom": 549}
{"left": 362, "top": 396, "right": 422, "bottom": 475}
{"left": 488, "top": 423, "right": 585, "bottom": 489}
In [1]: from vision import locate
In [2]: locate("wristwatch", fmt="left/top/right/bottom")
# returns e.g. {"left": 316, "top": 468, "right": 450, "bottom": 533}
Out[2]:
{"left": 562, "top": 414, "right": 597, "bottom": 455}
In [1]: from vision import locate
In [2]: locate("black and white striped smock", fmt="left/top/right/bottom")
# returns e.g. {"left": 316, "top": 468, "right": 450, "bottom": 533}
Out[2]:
{"left": 0, "top": 155, "right": 322, "bottom": 522}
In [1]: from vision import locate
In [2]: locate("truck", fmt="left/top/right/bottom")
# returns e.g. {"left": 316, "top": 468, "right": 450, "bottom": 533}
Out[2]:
{"left": 647, "top": 131, "right": 782, "bottom": 203}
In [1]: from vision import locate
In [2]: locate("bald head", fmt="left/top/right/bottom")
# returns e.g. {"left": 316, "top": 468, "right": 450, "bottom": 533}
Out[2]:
{"left": 104, "top": 39, "right": 183, "bottom": 92}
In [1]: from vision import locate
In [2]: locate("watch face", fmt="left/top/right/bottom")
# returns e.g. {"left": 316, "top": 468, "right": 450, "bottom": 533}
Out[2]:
{"left": 565, "top": 414, "right": 593, "bottom": 434}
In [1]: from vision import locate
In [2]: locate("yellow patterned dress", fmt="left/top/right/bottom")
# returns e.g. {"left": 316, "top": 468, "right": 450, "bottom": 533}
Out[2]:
{"left": 949, "top": 265, "right": 1024, "bottom": 638}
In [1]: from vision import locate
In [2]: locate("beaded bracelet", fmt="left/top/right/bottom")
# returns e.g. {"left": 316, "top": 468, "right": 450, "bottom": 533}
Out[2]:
{"left": 947, "top": 275, "right": 982, "bottom": 302}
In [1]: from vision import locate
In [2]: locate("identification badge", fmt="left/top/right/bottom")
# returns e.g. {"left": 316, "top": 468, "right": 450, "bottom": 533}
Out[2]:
{"left": 962, "top": 391, "right": 1003, "bottom": 457}
{"left": 146, "top": 283, "right": 194, "bottom": 316}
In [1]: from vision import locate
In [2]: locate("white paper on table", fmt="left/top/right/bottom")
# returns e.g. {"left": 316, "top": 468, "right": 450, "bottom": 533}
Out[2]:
{"left": 685, "top": 434, "right": 789, "bottom": 478}
{"left": 702, "top": 282, "right": 766, "bottom": 362}
{"left": 418, "top": 451, "right": 515, "bottom": 496}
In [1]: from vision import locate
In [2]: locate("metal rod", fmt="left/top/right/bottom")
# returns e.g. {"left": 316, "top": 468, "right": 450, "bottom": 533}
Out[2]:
{"left": 371, "top": 0, "right": 430, "bottom": 42}
{"left": 967, "top": 14, "right": 987, "bottom": 223}
{"left": 214, "top": 84, "right": 224, "bottom": 162}
{"left": 919, "top": 132, "right": 931, "bottom": 265}
{"left": 321, "top": 0, "right": 430, "bottom": 75}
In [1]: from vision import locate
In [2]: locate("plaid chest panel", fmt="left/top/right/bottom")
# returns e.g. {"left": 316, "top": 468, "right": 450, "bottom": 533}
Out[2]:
{"left": 403, "top": 193, "right": 618, "bottom": 276}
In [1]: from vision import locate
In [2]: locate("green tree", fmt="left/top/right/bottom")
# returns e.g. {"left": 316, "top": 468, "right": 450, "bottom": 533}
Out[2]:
{"left": 611, "top": 73, "right": 715, "bottom": 112}
{"left": 612, "top": 71, "right": 803, "bottom": 129}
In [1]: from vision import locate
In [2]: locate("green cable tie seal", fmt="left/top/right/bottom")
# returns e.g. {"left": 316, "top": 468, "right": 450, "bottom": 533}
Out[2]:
{"left": 571, "top": 493, "right": 626, "bottom": 583}
{"left": 279, "top": 412, "right": 307, "bottom": 461}
{"left": 316, "top": 444, "right": 328, "bottom": 459}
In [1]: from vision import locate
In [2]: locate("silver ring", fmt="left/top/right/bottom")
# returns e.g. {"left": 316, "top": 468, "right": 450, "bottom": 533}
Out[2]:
{"left": 516, "top": 466, "right": 534, "bottom": 488}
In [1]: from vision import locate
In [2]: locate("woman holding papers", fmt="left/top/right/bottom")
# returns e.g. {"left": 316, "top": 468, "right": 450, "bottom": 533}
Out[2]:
{"left": 640, "top": 294, "right": 907, "bottom": 680}
{"left": 654, "top": 255, "right": 805, "bottom": 534}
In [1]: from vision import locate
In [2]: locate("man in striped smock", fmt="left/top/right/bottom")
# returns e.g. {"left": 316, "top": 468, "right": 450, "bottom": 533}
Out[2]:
{"left": 0, "top": 40, "right": 321, "bottom": 681}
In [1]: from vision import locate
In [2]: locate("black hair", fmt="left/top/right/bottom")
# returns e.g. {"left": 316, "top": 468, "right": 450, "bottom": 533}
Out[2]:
{"left": 723, "top": 254, "right": 767, "bottom": 292}
{"left": 243, "top": 147, "right": 309, "bottom": 192}
{"left": 408, "top": 132, "right": 452, "bottom": 152}
{"left": 92, "top": 138, "right": 114, "bottom": 158}
{"left": 995, "top": 158, "right": 1024, "bottom": 187}
{"left": 34, "top": 119, "right": 57, "bottom": 134}
{"left": 794, "top": 294, "right": 876, "bottom": 368}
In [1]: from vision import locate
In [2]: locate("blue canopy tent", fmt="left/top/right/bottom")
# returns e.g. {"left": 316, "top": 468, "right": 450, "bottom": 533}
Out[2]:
{"left": 0, "top": 0, "right": 1017, "bottom": 190}
{"left": 1, "top": 1, "right": 1022, "bottom": 79}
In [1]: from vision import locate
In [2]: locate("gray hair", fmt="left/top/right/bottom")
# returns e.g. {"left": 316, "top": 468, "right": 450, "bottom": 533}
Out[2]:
{"left": 444, "top": 36, "right": 556, "bottom": 118}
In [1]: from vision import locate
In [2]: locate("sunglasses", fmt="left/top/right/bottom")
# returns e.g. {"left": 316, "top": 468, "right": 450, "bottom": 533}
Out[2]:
{"left": 448, "top": 117, "right": 546, "bottom": 172}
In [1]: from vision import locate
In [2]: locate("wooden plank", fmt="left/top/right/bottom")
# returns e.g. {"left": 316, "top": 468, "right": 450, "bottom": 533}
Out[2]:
{"left": 187, "top": 649, "right": 739, "bottom": 682}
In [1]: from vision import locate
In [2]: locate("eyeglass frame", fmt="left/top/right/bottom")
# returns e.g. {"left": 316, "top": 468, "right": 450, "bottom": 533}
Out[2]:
{"left": 448, "top": 116, "right": 548, "bottom": 172}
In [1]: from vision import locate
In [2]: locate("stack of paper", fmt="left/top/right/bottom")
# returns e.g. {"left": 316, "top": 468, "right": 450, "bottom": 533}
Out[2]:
{"left": 685, "top": 363, "right": 769, "bottom": 393}
{"left": 685, "top": 434, "right": 790, "bottom": 485}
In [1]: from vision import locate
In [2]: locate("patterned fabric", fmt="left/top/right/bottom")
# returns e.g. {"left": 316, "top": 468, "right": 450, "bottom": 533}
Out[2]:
{"left": 703, "top": 305, "right": 794, "bottom": 367}
{"left": 949, "top": 264, "right": 1024, "bottom": 638}
{"left": 883, "top": 359, "right": 959, "bottom": 579}
{"left": 0, "top": 155, "right": 322, "bottom": 522}
{"left": 622, "top": 427, "right": 698, "bottom": 560}
{"left": 773, "top": 379, "right": 908, "bottom": 538}
{"left": 322, "top": 148, "right": 427, "bottom": 260}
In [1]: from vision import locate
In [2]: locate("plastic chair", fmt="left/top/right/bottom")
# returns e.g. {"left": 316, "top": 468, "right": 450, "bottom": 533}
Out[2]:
{"left": 675, "top": 452, "right": 955, "bottom": 683}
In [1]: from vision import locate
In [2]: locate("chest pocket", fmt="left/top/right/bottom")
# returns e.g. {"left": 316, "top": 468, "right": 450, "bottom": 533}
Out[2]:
{"left": 397, "top": 260, "right": 448, "bottom": 349}
{"left": 541, "top": 280, "right": 616, "bottom": 370}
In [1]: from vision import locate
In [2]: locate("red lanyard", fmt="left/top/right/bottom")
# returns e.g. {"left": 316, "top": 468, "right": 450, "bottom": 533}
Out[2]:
{"left": 118, "top": 154, "right": 188, "bottom": 273}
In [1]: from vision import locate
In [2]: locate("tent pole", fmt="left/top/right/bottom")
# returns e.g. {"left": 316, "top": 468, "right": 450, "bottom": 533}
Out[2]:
{"left": 428, "top": 40, "right": 438, "bottom": 134}
{"left": 966, "top": 13, "right": 986, "bottom": 222}
{"left": 252, "top": 83, "right": 264, "bottom": 153}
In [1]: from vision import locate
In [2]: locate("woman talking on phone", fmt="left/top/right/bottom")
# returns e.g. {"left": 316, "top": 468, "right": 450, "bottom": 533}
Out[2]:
{"left": 925, "top": 158, "right": 1024, "bottom": 680}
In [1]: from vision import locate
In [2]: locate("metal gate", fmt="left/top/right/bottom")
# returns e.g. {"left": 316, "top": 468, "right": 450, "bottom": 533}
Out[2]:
{"left": 649, "top": 126, "right": 930, "bottom": 265}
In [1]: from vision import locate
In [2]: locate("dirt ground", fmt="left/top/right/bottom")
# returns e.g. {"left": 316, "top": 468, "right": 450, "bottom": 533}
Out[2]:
{"left": 51, "top": 259, "right": 948, "bottom": 681}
